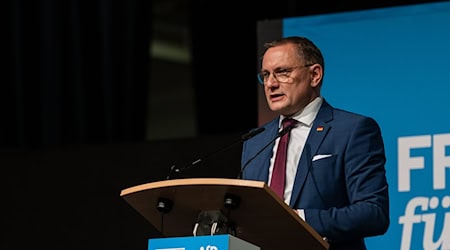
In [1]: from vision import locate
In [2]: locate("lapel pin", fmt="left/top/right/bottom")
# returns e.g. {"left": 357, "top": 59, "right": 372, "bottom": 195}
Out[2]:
{"left": 316, "top": 126, "right": 324, "bottom": 132}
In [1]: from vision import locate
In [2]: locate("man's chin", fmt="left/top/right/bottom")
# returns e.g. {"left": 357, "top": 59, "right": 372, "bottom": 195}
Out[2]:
{"left": 268, "top": 104, "right": 286, "bottom": 114}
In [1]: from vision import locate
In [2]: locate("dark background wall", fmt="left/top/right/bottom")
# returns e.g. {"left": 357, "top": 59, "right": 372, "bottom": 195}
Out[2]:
{"left": 3, "top": 0, "right": 445, "bottom": 249}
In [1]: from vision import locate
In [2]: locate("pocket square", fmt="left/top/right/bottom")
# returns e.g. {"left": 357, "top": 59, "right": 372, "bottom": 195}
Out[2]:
{"left": 312, "top": 154, "right": 333, "bottom": 161}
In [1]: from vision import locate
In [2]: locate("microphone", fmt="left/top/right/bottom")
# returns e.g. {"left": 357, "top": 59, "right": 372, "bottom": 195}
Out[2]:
{"left": 236, "top": 122, "right": 297, "bottom": 179}
{"left": 166, "top": 127, "right": 265, "bottom": 180}
{"left": 241, "top": 127, "right": 265, "bottom": 140}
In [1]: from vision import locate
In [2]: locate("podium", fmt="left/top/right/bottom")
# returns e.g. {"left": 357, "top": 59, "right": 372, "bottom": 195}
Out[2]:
{"left": 120, "top": 178, "right": 329, "bottom": 250}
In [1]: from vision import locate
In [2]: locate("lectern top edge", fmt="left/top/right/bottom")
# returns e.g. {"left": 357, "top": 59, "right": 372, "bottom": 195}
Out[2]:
{"left": 120, "top": 178, "right": 267, "bottom": 197}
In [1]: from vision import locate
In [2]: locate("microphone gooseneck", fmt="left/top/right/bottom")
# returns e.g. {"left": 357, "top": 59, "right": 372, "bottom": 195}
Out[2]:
{"left": 237, "top": 123, "right": 297, "bottom": 179}
{"left": 165, "top": 127, "right": 266, "bottom": 180}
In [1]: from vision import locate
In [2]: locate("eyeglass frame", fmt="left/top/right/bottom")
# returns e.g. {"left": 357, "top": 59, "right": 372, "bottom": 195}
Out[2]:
{"left": 257, "top": 64, "right": 315, "bottom": 85}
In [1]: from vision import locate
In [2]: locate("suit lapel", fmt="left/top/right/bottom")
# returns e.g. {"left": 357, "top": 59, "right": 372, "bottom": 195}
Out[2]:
{"left": 255, "top": 119, "right": 280, "bottom": 182}
{"left": 289, "top": 101, "right": 333, "bottom": 206}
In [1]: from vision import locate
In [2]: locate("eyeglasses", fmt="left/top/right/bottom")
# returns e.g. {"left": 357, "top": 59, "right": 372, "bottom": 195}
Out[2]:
{"left": 257, "top": 64, "right": 314, "bottom": 85}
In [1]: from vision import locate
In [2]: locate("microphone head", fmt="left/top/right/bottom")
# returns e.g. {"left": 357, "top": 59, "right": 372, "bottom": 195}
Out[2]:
{"left": 278, "top": 121, "right": 298, "bottom": 136}
{"left": 241, "top": 127, "right": 265, "bottom": 140}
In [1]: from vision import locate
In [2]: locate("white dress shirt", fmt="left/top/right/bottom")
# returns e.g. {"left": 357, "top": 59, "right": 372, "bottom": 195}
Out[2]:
{"left": 268, "top": 96, "right": 323, "bottom": 219}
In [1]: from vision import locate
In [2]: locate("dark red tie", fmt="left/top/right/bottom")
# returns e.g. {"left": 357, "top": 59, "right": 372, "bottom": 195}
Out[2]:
{"left": 270, "top": 118, "right": 298, "bottom": 199}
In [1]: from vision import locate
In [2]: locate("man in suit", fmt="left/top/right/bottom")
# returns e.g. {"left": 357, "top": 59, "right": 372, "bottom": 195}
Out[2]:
{"left": 241, "top": 36, "right": 389, "bottom": 250}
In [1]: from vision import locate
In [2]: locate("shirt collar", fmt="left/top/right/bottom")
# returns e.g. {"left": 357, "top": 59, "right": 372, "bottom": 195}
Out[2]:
{"left": 280, "top": 96, "right": 323, "bottom": 128}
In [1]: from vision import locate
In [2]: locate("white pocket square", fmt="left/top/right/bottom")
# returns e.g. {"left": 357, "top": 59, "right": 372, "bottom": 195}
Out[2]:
{"left": 312, "top": 154, "right": 333, "bottom": 161}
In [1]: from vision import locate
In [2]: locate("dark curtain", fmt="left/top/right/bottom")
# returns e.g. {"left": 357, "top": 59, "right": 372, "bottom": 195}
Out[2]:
{"left": 4, "top": 0, "right": 151, "bottom": 150}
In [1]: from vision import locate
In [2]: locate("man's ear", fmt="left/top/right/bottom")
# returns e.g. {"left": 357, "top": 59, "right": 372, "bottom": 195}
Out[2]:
{"left": 310, "top": 64, "right": 323, "bottom": 88}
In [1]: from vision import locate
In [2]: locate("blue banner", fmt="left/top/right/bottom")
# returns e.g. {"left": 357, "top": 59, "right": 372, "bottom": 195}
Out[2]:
{"left": 279, "top": 2, "right": 450, "bottom": 249}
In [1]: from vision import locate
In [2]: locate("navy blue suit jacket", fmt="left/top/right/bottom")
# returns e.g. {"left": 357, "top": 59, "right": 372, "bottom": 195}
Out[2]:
{"left": 241, "top": 99, "right": 389, "bottom": 250}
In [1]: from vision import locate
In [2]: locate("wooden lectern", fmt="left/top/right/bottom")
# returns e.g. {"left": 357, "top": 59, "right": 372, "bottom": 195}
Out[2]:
{"left": 120, "top": 178, "right": 329, "bottom": 250}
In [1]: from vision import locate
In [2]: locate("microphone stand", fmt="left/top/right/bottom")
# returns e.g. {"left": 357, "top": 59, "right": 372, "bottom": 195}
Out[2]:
{"left": 166, "top": 127, "right": 265, "bottom": 180}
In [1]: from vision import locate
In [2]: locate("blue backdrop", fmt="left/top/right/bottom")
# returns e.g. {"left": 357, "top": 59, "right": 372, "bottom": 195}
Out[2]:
{"left": 270, "top": 1, "right": 450, "bottom": 249}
